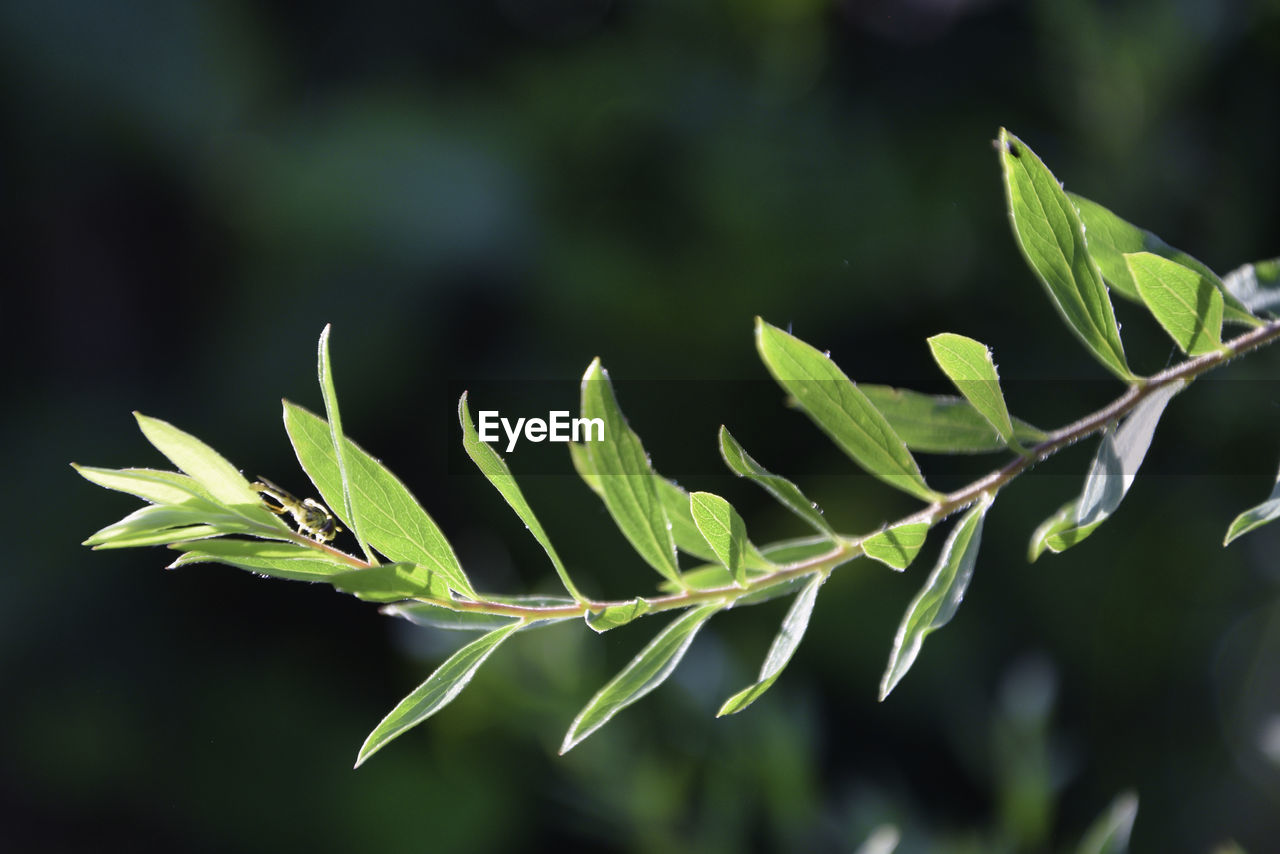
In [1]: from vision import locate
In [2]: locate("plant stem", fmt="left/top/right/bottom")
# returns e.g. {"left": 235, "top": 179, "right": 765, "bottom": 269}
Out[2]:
{"left": 307, "top": 318, "right": 1280, "bottom": 624}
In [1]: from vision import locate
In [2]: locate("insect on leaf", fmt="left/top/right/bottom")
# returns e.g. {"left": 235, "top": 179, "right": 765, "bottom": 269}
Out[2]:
{"left": 561, "top": 602, "right": 721, "bottom": 753}
{"left": 355, "top": 620, "right": 525, "bottom": 767}
{"left": 998, "top": 129, "right": 1133, "bottom": 381}
{"left": 755, "top": 319, "right": 940, "bottom": 502}
{"left": 880, "top": 493, "right": 993, "bottom": 700}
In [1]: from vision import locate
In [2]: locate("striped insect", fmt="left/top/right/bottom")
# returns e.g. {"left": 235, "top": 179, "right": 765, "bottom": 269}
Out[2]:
{"left": 252, "top": 477, "right": 342, "bottom": 544}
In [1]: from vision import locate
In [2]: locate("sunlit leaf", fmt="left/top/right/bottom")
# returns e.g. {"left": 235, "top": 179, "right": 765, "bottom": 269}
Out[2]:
{"left": 72, "top": 465, "right": 226, "bottom": 510}
{"left": 755, "top": 319, "right": 939, "bottom": 502}
{"left": 862, "top": 522, "right": 929, "bottom": 571}
{"left": 657, "top": 478, "right": 730, "bottom": 564}
{"left": 355, "top": 620, "right": 525, "bottom": 767}
{"left": 927, "top": 333, "right": 1022, "bottom": 451}
{"left": 284, "top": 402, "right": 476, "bottom": 599}
{"left": 317, "top": 325, "right": 373, "bottom": 562}
{"left": 381, "top": 601, "right": 527, "bottom": 632}
{"left": 83, "top": 504, "right": 252, "bottom": 549}
{"left": 998, "top": 129, "right": 1133, "bottom": 380}
{"left": 1070, "top": 192, "right": 1258, "bottom": 327}
{"left": 1126, "top": 252, "right": 1224, "bottom": 356}
{"left": 561, "top": 602, "right": 721, "bottom": 753}
{"left": 585, "top": 598, "right": 652, "bottom": 633}
{"left": 718, "top": 572, "right": 825, "bottom": 715}
{"left": 719, "top": 426, "right": 836, "bottom": 536}
{"left": 690, "top": 491, "right": 752, "bottom": 586}
{"left": 580, "top": 359, "right": 681, "bottom": 586}
{"left": 860, "top": 386, "right": 1045, "bottom": 454}
{"left": 880, "top": 494, "right": 993, "bottom": 700}
{"left": 460, "top": 392, "right": 585, "bottom": 601}
{"left": 170, "top": 538, "right": 356, "bottom": 582}
{"left": 329, "top": 562, "right": 453, "bottom": 602}
{"left": 1224, "top": 462, "right": 1280, "bottom": 545}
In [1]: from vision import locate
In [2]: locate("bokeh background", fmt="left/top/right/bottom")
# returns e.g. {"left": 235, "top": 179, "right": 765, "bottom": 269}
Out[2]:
{"left": 3, "top": 0, "right": 1279, "bottom": 851}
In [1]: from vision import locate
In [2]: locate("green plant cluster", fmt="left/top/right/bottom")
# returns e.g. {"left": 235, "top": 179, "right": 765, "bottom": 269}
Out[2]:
{"left": 76, "top": 130, "right": 1280, "bottom": 775}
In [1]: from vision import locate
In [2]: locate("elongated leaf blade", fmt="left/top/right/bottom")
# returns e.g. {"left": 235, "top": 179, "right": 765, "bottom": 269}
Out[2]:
{"left": 689, "top": 491, "right": 750, "bottom": 586}
{"left": 718, "top": 573, "right": 825, "bottom": 715}
{"left": 1070, "top": 192, "right": 1258, "bottom": 326}
{"left": 84, "top": 504, "right": 250, "bottom": 548}
{"left": 927, "top": 333, "right": 1019, "bottom": 449}
{"left": 561, "top": 602, "right": 721, "bottom": 753}
{"left": 1223, "top": 257, "right": 1280, "bottom": 315}
{"left": 755, "top": 320, "right": 939, "bottom": 502}
{"left": 170, "top": 539, "right": 356, "bottom": 582}
{"left": 862, "top": 522, "right": 929, "bottom": 571}
{"left": 382, "top": 601, "right": 528, "bottom": 632}
{"left": 1077, "top": 791, "right": 1138, "bottom": 854}
{"left": 585, "top": 598, "right": 652, "bottom": 633}
{"left": 719, "top": 426, "right": 836, "bottom": 536}
{"left": 657, "top": 479, "right": 729, "bottom": 564}
{"left": 460, "top": 393, "right": 585, "bottom": 601}
{"left": 568, "top": 441, "right": 604, "bottom": 497}
{"left": 356, "top": 620, "right": 524, "bottom": 767}
{"left": 329, "top": 562, "right": 452, "bottom": 602}
{"left": 284, "top": 402, "right": 476, "bottom": 598}
{"left": 1127, "top": 253, "right": 1224, "bottom": 355}
{"left": 1224, "top": 463, "right": 1280, "bottom": 545}
{"left": 580, "top": 359, "right": 682, "bottom": 585}
{"left": 998, "top": 129, "right": 1133, "bottom": 380}
{"left": 133, "top": 414, "right": 280, "bottom": 527}
{"left": 880, "top": 494, "right": 993, "bottom": 700}
{"left": 860, "top": 386, "right": 1045, "bottom": 454}
{"left": 92, "top": 524, "right": 225, "bottom": 549}
{"left": 72, "top": 465, "right": 226, "bottom": 509}
{"left": 317, "top": 325, "right": 373, "bottom": 562}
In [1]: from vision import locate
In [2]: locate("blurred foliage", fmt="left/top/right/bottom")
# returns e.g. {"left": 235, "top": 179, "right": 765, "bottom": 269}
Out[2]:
{"left": 3, "top": 0, "right": 1279, "bottom": 851}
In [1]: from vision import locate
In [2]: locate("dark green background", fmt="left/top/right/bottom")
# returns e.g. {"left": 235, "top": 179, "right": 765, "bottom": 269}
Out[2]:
{"left": 3, "top": 1, "right": 1279, "bottom": 851}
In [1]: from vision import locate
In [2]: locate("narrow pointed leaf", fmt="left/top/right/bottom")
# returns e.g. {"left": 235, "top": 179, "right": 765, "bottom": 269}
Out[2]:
{"left": 92, "top": 524, "right": 225, "bottom": 549}
{"left": 169, "top": 539, "right": 356, "bottom": 582}
{"left": 860, "top": 386, "right": 1046, "bottom": 454}
{"left": 355, "top": 620, "right": 524, "bottom": 767}
{"left": 284, "top": 402, "right": 476, "bottom": 599}
{"left": 568, "top": 441, "right": 604, "bottom": 497}
{"left": 585, "top": 598, "right": 652, "bottom": 633}
{"left": 561, "top": 602, "right": 721, "bottom": 753}
{"left": 84, "top": 504, "right": 251, "bottom": 548}
{"left": 72, "top": 465, "right": 228, "bottom": 510}
{"left": 998, "top": 129, "right": 1133, "bottom": 380}
{"left": 580, "top": 359, "right": 681, "bottom": 585}
{"left": 382, "top": 602, "right": 529, "bottom": 632}
{"left": 927, "top": 333, "right": 1021, "bottom": 450}
{"left": 755, "top": 320, "right": 939, "bottom": 502}
{"left": 689, "top": 491, "right": 751, "bottom": 586}
{"left": 1223, "top": 257, "right": 1280, "bottom": 315}
{"left": 880, "top": 494, "right": 993, "bottom": 700}
{"left": 329, "top": 562, "right": 453, "bottom": 602}
{"left": 719, "top": 426, "right": 837, "bottom": 536}
{"left": 317, "top": 325, "right": 373, "bottom": 563}
{"left": 460, "top": 392, "right": 585, "bottom": 602}
{"left": 657, "top": 479, "right": 730, "bottom": 564}
{"left": 1224, "top": 463, "right": 1280, "bottom": 545}
{"left": 718, "top": 572, "right": 825, "bottom": 715}
{"left": 1070, "top": 192, "right": 1258, "bottom": 326}
{"left": 1032, "top": 380, "right": 1184, "bottom": 556}
{"left": 862, "top": 522, "right": 929, "bottom": 571}
{"left": 1126, "top": 252, "right": 1224, "bottom": 355}
{"left": 1077, "top": 791, "right": 1138, "bottom": 854}
{"left": 133, "top": 414, "right": 280, "bottom": 527}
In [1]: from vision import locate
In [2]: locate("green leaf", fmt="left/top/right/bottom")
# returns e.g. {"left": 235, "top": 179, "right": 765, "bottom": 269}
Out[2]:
{"left": 459, "top": 393, "right": 586, "bottom": 602}
{"left": 1076, "top": 791, "right": 1138, "bottom": 854}
{"left": 284, "top": 402, "right": 476, "bottom": 599}
{"left": 1069, "top": 192, "right": 1258, "bottom": 327}
{"left": 657, "top": 479, "right": 728, "bottom": 564}
{"left": 1224, "top": 463, "right": 1280, "bottom": 545}
{"left": 1031, "top": 380, "right": 1184, "bottom": 558}
{"left": 355, "top": 620, "right": 525, "bottom": 767}
{"left": 860, "top": 386, "right": 1046, "bottom": 454}
{"left": 72, "top": 465, "right": 227, "bottom": 510}
{"left": 862, "top": 522, "right": 929, "bottom": 571}
{"left": 84, "top": 504, "right": 251, "bottom": 549}
{"left": 926, "top": 333, "right": 1022, "bottom": 451}
{"left": 998, "top": 129, "right": 1133, "bottom": 380}
{"left": 1223, "top": 257, "right": 1280, "bottom": 315}
{"left": 169, "top": 539, "right": 356, "bottom": 582}
{"left": 755, "top": 319, "right": 940, "bottom": 502}
{"left": 1126, "top": 252, "right": 1224, "bottom": 355}
{"left": 579, "top": 359, "right": 682, "bottom": 586}
{"left": 317, "top": 325, "right": 374, "bottom": 563}
{"left": 381, "top": 601, "right": 529, "bottom": 632}
{"left": 880, "top": 493, "right": 993, "bottom": 700}
{"left": 689, "top": 491, "right": 751, "bottom": 586}
{"left": 561, "top": 602, "right": 721, "bottom": 753}
{"left": 329, "top": 562, "right": 453, "bottom": 602}
{"left": 585, "top": 598, "right": 652, "bottom": 633}
{"left": 718, "top": 572, "right": 825, "bottom": 716}
{"left": 132, "top": 414, "right": 281, "bottom": 527}
{"left": 719, "top": 426, "right": 837, "bottom": 536}
{"left": 568, "top": 441, "right": 604, "bottom": 497}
